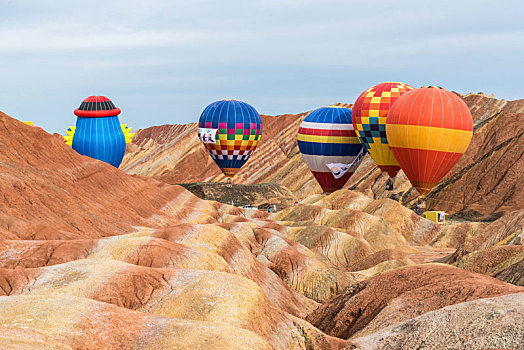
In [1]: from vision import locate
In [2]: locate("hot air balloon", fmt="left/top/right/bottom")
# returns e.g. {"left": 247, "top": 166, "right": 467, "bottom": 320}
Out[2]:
{"left": 352, "top": 82, "right": 414, "bottom": 178}
{"left": 386, "top": 86, "right": 473, "bottom": 195}
{"left": 298, "top": 106, "right": 364, "bottom": 193}
{"left": 198, "top": 100, "right": 262, "bottom": 178}
{"left": 70, "top": 96, "right": 132, "bottom": 167}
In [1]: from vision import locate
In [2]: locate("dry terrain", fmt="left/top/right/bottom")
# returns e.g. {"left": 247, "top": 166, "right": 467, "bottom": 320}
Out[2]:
{"left": 0, "top": 98, "right": 523, "bottom": 349}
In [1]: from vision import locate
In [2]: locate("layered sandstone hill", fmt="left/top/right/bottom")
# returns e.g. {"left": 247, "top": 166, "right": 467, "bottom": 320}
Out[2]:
{"left": 432, "top": 209, "right": 524, "bottom": 286}
{"left": 347, "top": 292, "right": 524, "bottom": 350}
{"left": 1, "top": 111, "right": 523, "bottom": 349}
{"left": 0, "top": 112, "right": 343, "bottom": 349}
{"left": 122, "top": 94, "right": 523, "bottom": 220}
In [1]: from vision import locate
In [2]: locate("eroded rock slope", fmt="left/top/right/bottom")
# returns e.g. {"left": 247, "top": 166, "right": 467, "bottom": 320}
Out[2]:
{"left": 1, "top": 110, "right": 522, "bottom": 349}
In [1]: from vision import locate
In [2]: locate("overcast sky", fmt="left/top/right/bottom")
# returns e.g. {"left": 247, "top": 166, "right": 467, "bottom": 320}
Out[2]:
{"left": 0, "top": 0, "right": 522, "bottom": 133}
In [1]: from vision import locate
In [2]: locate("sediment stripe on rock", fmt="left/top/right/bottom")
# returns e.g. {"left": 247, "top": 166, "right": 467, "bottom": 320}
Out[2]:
{"left": 0, "top": 295, "right": 270, "bottom": 349}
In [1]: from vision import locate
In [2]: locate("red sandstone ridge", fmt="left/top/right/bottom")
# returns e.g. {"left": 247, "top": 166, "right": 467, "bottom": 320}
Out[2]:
{"left": 0, "top": 111, "right": 214, "bottom": 240}
{"left": 348, "top": 293, "right": 524, "bottom": 350}
{"left": 306, "top": 264, "right": 524, "bottom": 340}
{"left": 122, "top": 94, "right": 523, "bottom": 219}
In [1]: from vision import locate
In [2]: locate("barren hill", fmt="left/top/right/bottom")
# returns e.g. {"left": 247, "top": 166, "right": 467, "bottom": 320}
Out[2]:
{"left": 1, "top": 109, "right": 523, "bottom": 349}
{"left": 122, "top": 94, "right": 524, "bottom": 220}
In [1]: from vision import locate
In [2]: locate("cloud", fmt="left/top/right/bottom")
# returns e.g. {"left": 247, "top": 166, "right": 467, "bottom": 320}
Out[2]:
{"left": 0, "top": 0, "right": 522, "bottom": 132}
{"left": 0, "top": 27, "right": 206, "bottom": 52}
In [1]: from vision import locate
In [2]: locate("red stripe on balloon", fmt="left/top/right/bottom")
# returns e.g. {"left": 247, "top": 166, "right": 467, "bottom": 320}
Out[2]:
{"left": 389, "top": 147, "right": 463, "bottom": 184}
{"left": 298, "top": 128, "right": 356, "bottom": 137}
{"left": 74, "top": 108, "right": 121, "bottom": 118}
{"left": 311, "top": 171, "right": 354, "bottom": 194}
{"left": 83, "top": 96, "right": 111, "bottom": 103}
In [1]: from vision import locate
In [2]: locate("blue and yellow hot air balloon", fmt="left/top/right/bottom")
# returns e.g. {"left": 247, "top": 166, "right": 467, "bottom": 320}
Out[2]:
{"left": 198, "top": 100, "right": 262, "bottom": 178}
{"left": 65, "top": 96, "right": 134, "bottom": 167}
{"left": 297, "top": 106, "right": 364, "bottom": 193}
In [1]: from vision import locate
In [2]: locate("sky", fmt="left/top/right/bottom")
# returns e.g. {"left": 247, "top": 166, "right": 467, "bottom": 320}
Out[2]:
{"left": 0, "top": 0, "right": 522, "bottom": 133}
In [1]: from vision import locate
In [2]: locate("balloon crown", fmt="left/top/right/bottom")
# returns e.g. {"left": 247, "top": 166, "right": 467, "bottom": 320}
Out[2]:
{"left": 74, "top": 96, "right": 121, "bottom": 118}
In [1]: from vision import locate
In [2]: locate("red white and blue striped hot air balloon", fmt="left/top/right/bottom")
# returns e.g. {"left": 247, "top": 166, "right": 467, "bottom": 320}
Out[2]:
{"left": 198, "top": 100, "right": 262, "bottom": 178}
{"left": 297, "top": 106, "right": 364, "bottom": 193}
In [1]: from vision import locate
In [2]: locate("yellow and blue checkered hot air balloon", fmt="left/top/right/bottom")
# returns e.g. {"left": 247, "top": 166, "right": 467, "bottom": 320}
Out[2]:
{"left": 297, "top": 106, "right": 364, "bottom": 193}
{"left": 198, "top": 100, "right": 262, "bottom": 178}
{"left": 352, "top": 82, "right": 414, "bottom": 178}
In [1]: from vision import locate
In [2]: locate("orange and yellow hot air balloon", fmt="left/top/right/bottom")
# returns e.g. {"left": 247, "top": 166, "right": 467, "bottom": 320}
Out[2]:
{"left": 386, "top": 86, "right": 473, "bottom": 195}
{"left": 352, "top": 82, "right": 414, "bottom": 178}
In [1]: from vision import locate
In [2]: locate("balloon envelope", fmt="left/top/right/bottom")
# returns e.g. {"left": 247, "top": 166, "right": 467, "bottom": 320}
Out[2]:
{"left": 198, "top": 100, "right": 262, "bottom": 178}
{"left": 386, "top": 86, "right": 473, "bottom": 195}
{"left": 298, "top": 106, "right": 363, "bottom": 193}
{"left": 72, "top": 96, "right": 126, "bottom": 168}
{"left": 352, "top": 82, "right": 414, "bottom": 178}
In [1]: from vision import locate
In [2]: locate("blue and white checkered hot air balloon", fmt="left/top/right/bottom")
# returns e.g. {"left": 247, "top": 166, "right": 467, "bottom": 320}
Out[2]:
{"left": 297, "top": 106, "right": 364, "bottom": 193}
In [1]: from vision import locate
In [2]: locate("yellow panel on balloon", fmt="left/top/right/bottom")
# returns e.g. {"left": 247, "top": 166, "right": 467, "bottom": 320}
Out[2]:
{"left": 366, "top": 141, "right": 399, "bottom": 167}
{"left": 352, "top": 82, "right": 415, "bottom": 178}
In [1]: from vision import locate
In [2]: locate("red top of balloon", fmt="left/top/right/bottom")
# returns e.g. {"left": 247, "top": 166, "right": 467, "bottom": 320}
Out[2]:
{"left": 74, "top": 95, "right": 121, "bottom": 118}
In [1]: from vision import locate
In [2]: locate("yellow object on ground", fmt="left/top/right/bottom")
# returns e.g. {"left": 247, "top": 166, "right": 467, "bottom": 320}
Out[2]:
{"left": 63, "top": 124, "right": 134, "bottom": 147}
{"left": 423, "top": 211, "right": 446, "bottom": 224}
